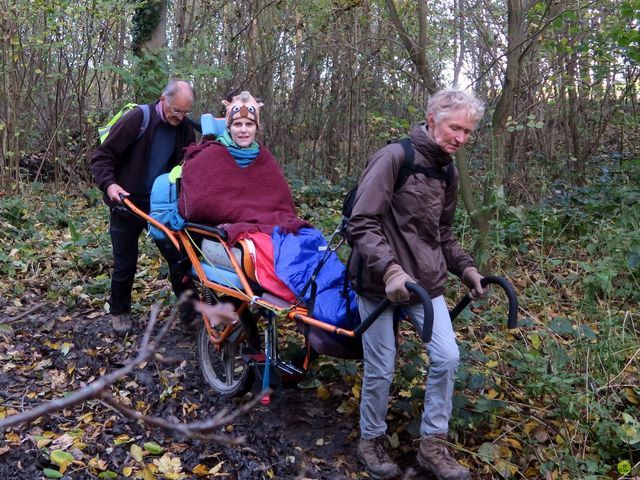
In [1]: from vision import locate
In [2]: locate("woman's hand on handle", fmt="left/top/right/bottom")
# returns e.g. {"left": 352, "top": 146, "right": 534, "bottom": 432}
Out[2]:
{"left": 462, "top": 267, "right": 487, "bottom": 300}
{"left": 383, "top": 264, "right": 414, "bottom": 303}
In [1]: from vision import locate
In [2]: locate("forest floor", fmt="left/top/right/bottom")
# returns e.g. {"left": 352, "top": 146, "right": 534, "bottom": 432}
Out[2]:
{"left": 0, "top": 293, "right": 441, "bottom": 480}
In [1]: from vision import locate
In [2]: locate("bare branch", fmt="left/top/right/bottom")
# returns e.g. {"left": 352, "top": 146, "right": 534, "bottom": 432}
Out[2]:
{"left": 0, "top": 305, "right": 166, "bottom": 430}
{"left": 0, "top": 302, "right": 255, "bottom": 439}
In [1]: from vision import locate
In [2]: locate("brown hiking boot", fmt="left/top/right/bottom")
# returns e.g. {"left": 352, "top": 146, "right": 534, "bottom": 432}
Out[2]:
{"left": 111, "top": 313, "right": 132, "bottom": 336}
{"left": 357, "top": 436, "right": 402, "bottom": 480}
{"left": 417, "top": 435, "right": 470, "bottom": 480}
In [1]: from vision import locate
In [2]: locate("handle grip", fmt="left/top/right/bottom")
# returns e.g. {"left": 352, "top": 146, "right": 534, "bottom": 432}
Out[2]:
{"left": 405, "top": 283, "right": 434, "bottom": 343}
{"left": 449, "top": 275, "right": 518, "bottom": 329}
{"left": 353, "top": 282, "right": 434, "bottom": 343}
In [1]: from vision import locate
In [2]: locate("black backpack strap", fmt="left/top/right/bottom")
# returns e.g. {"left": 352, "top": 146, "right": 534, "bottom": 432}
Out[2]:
{"left": 445, "top": 162, "right": 454, "bottom": 188}
{"left": 137, "top": 104, "right": 151, "bottom": 140}
{"left": 186, "top": 115, "right": 202, "bottom": 133}
{"left": 393, "top": 138, "right": 415, "bottom": 191}
{"left": 392, "top": 137, "right": 454, "bottom": 190}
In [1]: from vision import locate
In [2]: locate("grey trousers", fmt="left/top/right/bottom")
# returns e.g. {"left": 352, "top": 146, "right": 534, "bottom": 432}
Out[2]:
{"left": 358, "top": 294, "right": 460, "bottom": 439}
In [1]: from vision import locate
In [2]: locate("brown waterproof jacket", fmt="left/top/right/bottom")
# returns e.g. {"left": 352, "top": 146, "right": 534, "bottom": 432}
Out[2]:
{"left": 347, "top": 123, "right": 475, "bottom": 302}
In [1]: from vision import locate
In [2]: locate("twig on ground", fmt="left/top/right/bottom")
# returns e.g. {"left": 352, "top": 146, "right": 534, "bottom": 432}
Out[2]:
{"left": 2, "top": 302, "right": 46, "bottom": 323}
{"left": 99, "top": 389, "right": 269, "bottom": 443}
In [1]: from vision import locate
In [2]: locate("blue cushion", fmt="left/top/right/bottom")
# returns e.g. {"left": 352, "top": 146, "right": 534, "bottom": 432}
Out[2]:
{"left": 193, "top": 264, "right": 244, "bottom": 290}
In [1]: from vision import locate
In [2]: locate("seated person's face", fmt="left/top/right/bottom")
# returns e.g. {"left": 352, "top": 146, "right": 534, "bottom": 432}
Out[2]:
{"left": 229, "top": 119, "right": 257, "bottom": 147}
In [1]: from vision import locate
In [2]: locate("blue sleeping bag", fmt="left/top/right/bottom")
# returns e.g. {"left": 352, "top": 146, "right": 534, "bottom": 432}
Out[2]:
{"left": 272, "top": 227, "right": 358, "bottom": 329}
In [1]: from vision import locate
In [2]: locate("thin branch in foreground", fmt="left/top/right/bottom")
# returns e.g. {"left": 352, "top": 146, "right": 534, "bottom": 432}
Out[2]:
{"left": 0, "top": 301, "right": 259, "bottom": 443}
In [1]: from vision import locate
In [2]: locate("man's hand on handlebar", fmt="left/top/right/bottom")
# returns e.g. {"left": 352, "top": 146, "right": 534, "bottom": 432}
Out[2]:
{"left": 462, "top": 267, "right": 487, "bottom": 300}
{"left": 106, "top": 183, "right": 130, "bottom": 203}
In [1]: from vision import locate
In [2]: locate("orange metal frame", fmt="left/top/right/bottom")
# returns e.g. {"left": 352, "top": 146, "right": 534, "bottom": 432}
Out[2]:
{"left": 123, "top": 198, "right": 358, "bottom": 340}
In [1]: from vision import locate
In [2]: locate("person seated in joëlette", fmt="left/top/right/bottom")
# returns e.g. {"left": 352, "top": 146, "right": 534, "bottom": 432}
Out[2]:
{"left": 178, "top": 91, "right": 356, "bottom": 330}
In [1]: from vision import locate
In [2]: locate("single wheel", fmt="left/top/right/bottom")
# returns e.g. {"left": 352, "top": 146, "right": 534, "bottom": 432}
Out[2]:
{"left": 196, "top": 310, "right": 255, "bottom": 397}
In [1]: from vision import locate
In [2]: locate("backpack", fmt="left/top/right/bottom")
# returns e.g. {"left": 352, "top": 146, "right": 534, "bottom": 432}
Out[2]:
{"left": 341, "top": 137, "right": 454, "bottom": 233}
{"left": 98, "top": 103, "right": 150, "bottom": 144}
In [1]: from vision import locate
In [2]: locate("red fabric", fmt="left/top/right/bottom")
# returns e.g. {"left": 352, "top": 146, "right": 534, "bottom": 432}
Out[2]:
{"left": 178, "top": 141, "right": 310, "bottom": 245}
{"left": 241, "top": 232, "right": 295, "bottom": 302}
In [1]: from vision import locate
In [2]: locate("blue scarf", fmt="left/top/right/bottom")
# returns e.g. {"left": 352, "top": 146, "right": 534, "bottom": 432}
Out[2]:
{"left": 217, "top": 130, "right": 260, "bottom": 167}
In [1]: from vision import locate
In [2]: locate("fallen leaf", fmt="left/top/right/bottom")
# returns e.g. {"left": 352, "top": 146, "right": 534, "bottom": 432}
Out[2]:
{"left": 143, "top": 442, "right": 164, "bottom": 455}
{"left": 153, "top": 453, "right": 182, "bottom": 475}
{"left": 131, "top": 444, "right": 144, "bottom": 463}
{"left": 114, "top": 435, "right": 131, "bottom": 445}
{"left": 192, "top": 464, "right": 211, "bottom": 475}
{"left": 317, "top": 385, "right": 330, "bottom": 400}
{"left": 43, "top": 468, "right": 63, "bottom": 478}
{"left": 50, "top": 449, "right": 74, "bottom": 468}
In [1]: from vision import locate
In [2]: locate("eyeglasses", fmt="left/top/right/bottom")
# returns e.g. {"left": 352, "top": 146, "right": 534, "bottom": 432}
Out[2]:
{"left": 168, "top": 105, "right": 191, "bottom": 117}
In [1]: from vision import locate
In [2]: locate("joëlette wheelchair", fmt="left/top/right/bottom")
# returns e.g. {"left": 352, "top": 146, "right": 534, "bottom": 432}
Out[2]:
{"left": 123, "top": 198, "right": 518, "bottom": 404}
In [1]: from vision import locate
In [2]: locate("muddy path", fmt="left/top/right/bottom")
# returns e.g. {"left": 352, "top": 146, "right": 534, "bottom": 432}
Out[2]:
{"left": 0, "top": 300, "right": 438, "bottom": 479}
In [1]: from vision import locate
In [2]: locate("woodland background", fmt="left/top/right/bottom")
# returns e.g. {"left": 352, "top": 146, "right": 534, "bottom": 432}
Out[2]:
{"left": 0, "top": 0, "right": 639, "bottom": 479}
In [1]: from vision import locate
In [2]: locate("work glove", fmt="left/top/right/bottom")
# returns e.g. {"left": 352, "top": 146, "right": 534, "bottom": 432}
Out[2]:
{"left": 194, "top": 301, "right": 239, "bottom": 327}
{"left": 461, "top": 267, "right": 486, "bottom": 300}
{"left": 383, "top": 264, "right": 414, "bottom": 303}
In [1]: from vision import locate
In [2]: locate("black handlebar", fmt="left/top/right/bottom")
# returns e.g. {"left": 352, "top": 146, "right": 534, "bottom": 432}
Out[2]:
{"left": 353, "top": 282, "right": 434, "bottom": 343}
{"left": 184, "top": 221, "right": 228, "bottom": 239}
{"left": 406, "top": 283, "right": 434, "bottom": 343}
{"left": 449, "top": 275, "right": 518, "bottom": 329}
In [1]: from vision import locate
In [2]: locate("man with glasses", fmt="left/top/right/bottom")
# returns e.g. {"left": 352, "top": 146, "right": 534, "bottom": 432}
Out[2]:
{"left": 90, "top": 79, "right": 196, "bottom": 335}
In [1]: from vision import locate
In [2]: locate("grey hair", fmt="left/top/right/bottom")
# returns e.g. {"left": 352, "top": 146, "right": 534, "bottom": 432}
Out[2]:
{"left": 162, "top": 79, "right": 195, "bottom": 102}
{"left": 425, "top": 88, "right": 485, "bottom": 125}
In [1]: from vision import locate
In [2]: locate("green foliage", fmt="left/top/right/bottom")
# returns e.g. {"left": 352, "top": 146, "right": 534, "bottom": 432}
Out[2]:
{"left": 385, "top": 159, "right": 640, "bottom": 477}
{"left": 133, "top": 51, "right": 170, "bottom": 103}
{"left": 607, "top": 0, "right": 640, "bottom": 62}
{"left": 287, "top": 166, "right": 353, "bottom": 233}
{"left": 368, "top": 112, "right": 414, "bottom": 142}
{"left": 131, "top": 0, "right": 165, "bottom": 56}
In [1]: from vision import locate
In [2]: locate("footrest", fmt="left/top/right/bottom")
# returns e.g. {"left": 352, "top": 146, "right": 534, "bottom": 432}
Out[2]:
{"left": 274, "top": 360, "right": 305, "bottom": 376}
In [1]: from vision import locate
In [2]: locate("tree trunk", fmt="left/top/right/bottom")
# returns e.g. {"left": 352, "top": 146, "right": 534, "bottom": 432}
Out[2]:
{"left": 452, "top": 0, "right": 466, "bottom": 86}
{"left": 384, "top": 0, "right": 438, "bottom": 93}
{"left": 475, "top": 0, "right": 524, "bottom": 270}
{"left": 131, "top": 0, "right": 168, "bottom": 102}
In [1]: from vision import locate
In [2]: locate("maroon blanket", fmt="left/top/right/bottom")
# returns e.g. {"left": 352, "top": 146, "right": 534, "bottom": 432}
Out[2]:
{"left": 178, "top": 141, "right": 310, "bottom": 245}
